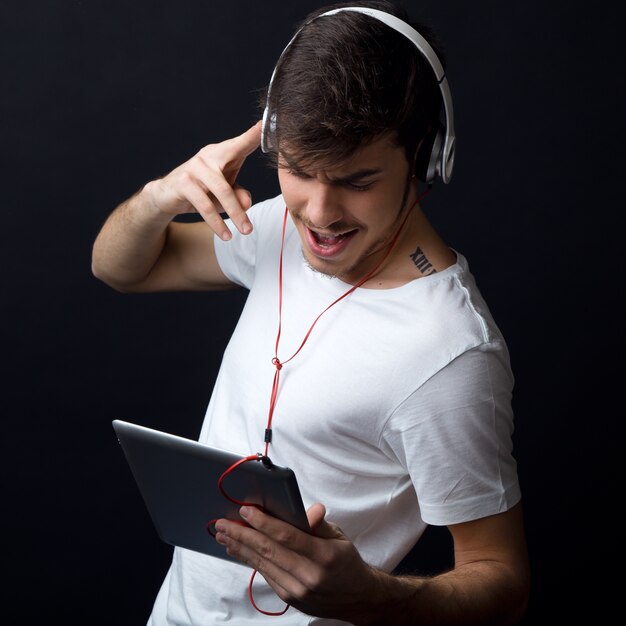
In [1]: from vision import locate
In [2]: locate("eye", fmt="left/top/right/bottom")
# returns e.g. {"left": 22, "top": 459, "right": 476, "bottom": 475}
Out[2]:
{"left": 344, "top": 180, "right": 374, "bottom": 192}
{"left": 287, "top": 169, "right": 313, "bottom": 180}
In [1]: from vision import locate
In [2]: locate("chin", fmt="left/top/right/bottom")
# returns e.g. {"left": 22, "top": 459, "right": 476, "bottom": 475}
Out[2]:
{"left": 302, "top": 250, "right": 366, "bottom": 283}
{"left": 301, "top": 251, "right": 341, "bottom": 278}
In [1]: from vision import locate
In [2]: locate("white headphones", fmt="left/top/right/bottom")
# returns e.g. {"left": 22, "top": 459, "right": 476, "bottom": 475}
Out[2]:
{"left": 261, "top": 6, "right": 456, "bottom": 184}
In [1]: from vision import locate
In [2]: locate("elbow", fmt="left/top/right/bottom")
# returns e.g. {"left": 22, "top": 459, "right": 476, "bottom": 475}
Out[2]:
{"left": 502, "top": 568, "right": 531, "bottom": 625}
{"left": 91, "top": 260, "right": 137, "bottom": 294}
{"left": 91, "top": 245, "right": 121, "bottom": 291}
{"left": 90, "top": 259, "right": 107, "bottom": 285}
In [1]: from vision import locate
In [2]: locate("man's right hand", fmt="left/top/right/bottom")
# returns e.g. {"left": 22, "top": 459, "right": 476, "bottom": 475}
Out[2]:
{"left": 92, "top": 121, "right": 263, "bottom": 293}
{"left": 143, "top": 120, "right": 262, "bottom": 241}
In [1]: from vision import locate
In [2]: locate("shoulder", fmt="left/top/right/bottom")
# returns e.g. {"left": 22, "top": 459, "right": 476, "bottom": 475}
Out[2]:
{"left": 213, "top": 194, "right": 286, "bottom": 287}
{"left": 417, "top": 251, "right": 507, "bottom": 351}
{"left": 245, "top": 194, "right": 286, "bottom": 230}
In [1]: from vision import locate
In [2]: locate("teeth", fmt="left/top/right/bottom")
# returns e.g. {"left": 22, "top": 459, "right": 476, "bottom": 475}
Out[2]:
{"left": 313, "top": 230, "right": 354, "bottom": 243}
{"left": 317, "top": 233, "right": 343, "bottom": 244}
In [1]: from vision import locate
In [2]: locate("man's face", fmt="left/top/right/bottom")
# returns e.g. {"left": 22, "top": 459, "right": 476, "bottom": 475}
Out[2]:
{"left": 277, "top": 135, "right": 414, "bottom": 284}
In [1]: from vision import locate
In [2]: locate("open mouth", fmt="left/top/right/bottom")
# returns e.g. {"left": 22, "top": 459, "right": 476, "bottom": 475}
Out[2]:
{"left": 306, "top": 227, "right": 358, "bottom": 258}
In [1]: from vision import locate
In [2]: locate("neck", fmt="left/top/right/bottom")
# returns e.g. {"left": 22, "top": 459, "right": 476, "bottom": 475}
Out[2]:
{"left": 347, "top": 185, "right": 430, "bottom": 289}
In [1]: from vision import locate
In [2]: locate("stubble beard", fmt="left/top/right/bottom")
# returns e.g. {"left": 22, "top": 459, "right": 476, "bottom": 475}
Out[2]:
{"left": 299, "top": 174, "right": 414, "bottom": 283}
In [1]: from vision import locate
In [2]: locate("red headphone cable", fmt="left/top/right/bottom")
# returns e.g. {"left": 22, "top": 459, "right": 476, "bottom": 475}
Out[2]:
{"left": 208, "top": 186, "right": 430, "bottom": 615}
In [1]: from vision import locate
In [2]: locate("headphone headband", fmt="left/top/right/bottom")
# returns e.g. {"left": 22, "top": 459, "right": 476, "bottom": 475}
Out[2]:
{"left": 261, "top": 6, "right": 456, "bottom": 184}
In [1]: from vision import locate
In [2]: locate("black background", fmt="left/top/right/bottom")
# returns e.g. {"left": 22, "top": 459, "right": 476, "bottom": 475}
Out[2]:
{"left": 2, "top": 1, "right": 623, "bottom": 623}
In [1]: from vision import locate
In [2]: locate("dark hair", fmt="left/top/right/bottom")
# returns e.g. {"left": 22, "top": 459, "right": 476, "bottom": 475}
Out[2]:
{"left": 261, "top": 0, "right": 446, "bottom": 172}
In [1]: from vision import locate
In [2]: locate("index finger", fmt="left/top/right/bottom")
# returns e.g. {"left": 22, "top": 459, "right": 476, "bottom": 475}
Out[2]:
{"left": 218, "top": 120, "right": 262, "bottom": 180}
{"left": 215, "top": 508, "right": 313, "bottom": 570}
{"left": 229, "top": 120, "right": 263, "bottom": 157}
{"left": 240, "top": 506, "right": 316, "bottom": 555}
{"left": 199, "top": 121, "right": 263, "bottom": 237}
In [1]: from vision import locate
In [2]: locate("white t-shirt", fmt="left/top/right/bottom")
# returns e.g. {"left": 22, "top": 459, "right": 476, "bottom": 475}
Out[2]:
{"left": 148, "top": 194, "right": 521, "bottom": 626}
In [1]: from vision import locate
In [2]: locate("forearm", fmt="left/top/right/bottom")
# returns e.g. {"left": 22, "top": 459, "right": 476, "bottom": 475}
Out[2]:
{"left": 91, "top": 183, "right": 173, "bottom": 291}
{"left": 356, "top": 562, "right": 528, "bottom": 626}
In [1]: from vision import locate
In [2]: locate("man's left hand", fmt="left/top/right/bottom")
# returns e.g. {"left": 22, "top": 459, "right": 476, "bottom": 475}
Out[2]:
{"left": 214, "top": 503, "right": 383, "bottom": 621}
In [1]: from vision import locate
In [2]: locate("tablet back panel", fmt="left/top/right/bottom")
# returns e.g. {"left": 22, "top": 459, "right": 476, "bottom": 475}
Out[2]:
{"left": 112, "top": 420, "right": 309, "bottom": 563}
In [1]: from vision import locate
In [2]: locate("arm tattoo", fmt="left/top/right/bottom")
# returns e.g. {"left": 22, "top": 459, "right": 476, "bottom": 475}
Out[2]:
{"left": 409, "top": 246, "right": 437, "bottom": 275}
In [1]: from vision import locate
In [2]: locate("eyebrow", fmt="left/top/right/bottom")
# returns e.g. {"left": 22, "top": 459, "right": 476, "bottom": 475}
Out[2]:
{"left": 327, "top": 168, "right": 382, "bottom": 184}
{"left": 280, "top": 155, "right": 382, "bottom": 183}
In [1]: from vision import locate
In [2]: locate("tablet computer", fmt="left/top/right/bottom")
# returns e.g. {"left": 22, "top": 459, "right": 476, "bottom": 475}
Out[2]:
{"left": 112, "top": 419, "right": 309, "bottom": 564}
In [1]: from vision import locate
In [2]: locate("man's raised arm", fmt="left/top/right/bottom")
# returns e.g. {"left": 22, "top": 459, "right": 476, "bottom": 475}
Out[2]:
{"left": 91, "top": 121, "right": 262, "bottom": 293}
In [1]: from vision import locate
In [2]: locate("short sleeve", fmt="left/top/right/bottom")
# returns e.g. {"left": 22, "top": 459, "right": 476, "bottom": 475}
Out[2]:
{"left": 214, "top": 194, "right": 285, "bottom": 289}
{"left": 380, "top": 344, "right": 522, "bottom": 525}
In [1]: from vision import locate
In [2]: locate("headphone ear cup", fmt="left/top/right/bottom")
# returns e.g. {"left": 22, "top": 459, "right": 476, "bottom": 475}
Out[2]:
{"left": 261, "top": 107, "right": 277, "bottom": 153}
{"left": 414, "top": 123, "right": 444, "bottom": 184}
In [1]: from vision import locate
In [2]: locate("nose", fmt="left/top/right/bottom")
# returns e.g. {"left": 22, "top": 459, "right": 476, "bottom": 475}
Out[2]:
{"left": 305, "top": 180, "right": 343, "bottom": 229}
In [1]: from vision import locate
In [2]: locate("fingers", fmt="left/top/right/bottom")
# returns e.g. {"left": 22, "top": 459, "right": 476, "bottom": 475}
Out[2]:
{"left": 195, "top": 165, "right": 253, "bottom": 240}
{"left": 214, "top": 512, "right": 321, "bottom": 604}
{"left": 232, "top": 119, "right": 263, "bottom": 157}
{"left": 214, "top": 504, "right": 372, "bottom": 618}
{"left": 151, "top": 121, "right": 262, "bottom": 240}
{"left": 197, "top": 122, "right": 261, "bottom": 238}
{"left": 306, "top": 503, "right": 345, "bottom": 539}
{"left": 215, "top": 505, "right": 343, "bottom": 577}
{"left": 233, "top": 185, "right": 253, "bottom": 211}
{"left": 307, "top": 503, "right": 327, "bottom": 532}
{"left": 215, "top": 504, "right": 379, "bottom": 620}
{"left": 215, "top": 507, "right": 315, "bottom": 568}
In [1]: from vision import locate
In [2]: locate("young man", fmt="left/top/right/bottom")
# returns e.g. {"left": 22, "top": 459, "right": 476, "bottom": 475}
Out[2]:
{"left": 92, "top": 2, "right": 530, "bottom": 624}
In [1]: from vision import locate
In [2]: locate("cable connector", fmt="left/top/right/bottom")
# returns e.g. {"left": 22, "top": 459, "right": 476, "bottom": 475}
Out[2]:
{"left": 257, "top": 453, "right": 274, "bottom": 470}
